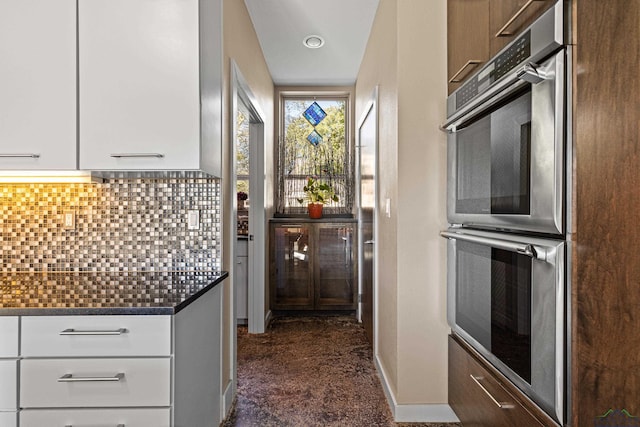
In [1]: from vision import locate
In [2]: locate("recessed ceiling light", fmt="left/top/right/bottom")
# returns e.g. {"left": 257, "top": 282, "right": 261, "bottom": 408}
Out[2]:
{"left": 303, "top": 35, "right": 325, "bottom": 49}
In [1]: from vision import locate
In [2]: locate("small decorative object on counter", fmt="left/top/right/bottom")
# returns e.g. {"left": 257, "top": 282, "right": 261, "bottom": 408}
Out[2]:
{"left": 237, "top": 191, "right": 248, "bottom": 210}
{"left": 296, "top": 177, "right": 338, "bottom": 219}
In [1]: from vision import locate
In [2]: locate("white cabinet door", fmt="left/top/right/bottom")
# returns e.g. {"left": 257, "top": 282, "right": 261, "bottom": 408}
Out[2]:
{"left": 0, "top": 0, "right": 76, "bottom": 170}
{"left": 236, "top": 256, "right": 248, "bottom": 320}
{"left": 21, "top": 315, "right": 171, "bottom": 357}
{"left": 0, "top": 317, "right": 18, "bottom": 357}
{"left": 78, "top": 0, "right": 201, "bottom": 170}
{"left": 20, "top": 408, "right": 170, "bottom": 427}
{"left": 0, "top": 412, "right": 17, "bottom": 427}
{"left": 0, "top": 360, "right": 17, "bottom": 411}
{"left": 21, "top": 358, "right": 170, "bottom": 408}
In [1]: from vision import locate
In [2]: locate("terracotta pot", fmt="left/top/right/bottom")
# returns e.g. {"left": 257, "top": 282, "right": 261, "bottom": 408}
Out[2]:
{"left": 307, "top": 203, "right": 323, "bottom": 219}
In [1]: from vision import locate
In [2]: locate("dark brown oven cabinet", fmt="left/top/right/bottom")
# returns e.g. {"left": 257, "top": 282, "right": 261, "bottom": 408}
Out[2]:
{"left": 269, "top": 222, "right": 357, "bottom": 311}
{"left": 489, "top": 0, "right": 557, "bottom": 56}
{"left": 447, "top": 0, "right": 556, "bottom": 94}
{"left": 448, "top": 335, "right": 559, "bottom": 427}
{"left": 447, "top": 0, "right": 490, "bottom": 94}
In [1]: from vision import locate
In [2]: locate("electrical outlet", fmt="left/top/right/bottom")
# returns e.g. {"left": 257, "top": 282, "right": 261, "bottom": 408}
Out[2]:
{"left": 187, "top": 210, "right": 200, "bottom": 230}
{"left": 63, "top": 211, "right": 75, "bottom": 229}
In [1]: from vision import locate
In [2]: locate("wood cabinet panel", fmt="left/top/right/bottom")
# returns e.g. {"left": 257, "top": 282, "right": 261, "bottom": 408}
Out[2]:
{"left": 489, "top": 0, "right": 556, "bottom": 55}
{"left": 449, "top": 335, "right": 557, "bottom": 427}
{"left": 571, "top": 0, "right": 640, "bottom": 424}
{"left": 447, "top": 0, "right": 490, "bottom": 94}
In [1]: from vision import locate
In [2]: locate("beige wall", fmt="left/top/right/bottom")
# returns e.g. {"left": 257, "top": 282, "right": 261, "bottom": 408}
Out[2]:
{"left": 355, "top": 0, "right": 400, "bottom": 396}
{"left": 356, "top": 0, "right": 449, "bottom": 408}
{"left": 222, "top": 0, "right": 275, "bottom": 392}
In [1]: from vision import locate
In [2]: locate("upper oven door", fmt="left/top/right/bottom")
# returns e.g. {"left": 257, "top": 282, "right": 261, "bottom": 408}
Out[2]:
{"left": 445, "top": 49, "right": 565, "bottom": 235}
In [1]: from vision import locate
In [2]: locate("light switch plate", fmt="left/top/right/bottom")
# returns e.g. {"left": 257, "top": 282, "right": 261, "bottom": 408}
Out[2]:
{"left": 187, "top": 210, "right": 200, "bottom": 230}
{"left": 63, "top": 211, "right": 75, "bottom": 229}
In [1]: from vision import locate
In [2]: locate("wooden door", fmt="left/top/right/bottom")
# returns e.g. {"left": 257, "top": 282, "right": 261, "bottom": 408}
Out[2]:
{"left": 447, "top": 0, "right": 490, "bottom": 94}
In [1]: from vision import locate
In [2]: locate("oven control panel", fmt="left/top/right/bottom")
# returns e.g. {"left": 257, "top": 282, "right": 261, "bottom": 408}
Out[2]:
{"left": 455, "top": 31, "right": 531, "bottom": 110}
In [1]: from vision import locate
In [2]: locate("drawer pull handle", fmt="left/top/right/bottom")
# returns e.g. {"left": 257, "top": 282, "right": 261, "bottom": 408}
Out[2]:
{"left": 110, "top": 153, "right": 164, "bottom": 158}
{"left": 449, "top": 60, "right": 483, "bottom": 83}
{"left": 58, "top": 373, "right": 125, "bottom": 382}
{"left": 0, "top": 153, "right": 40, "bottom": 158}
{"left": 66, "top": 425, "right": 125, "bottom": 427}
{"left": 60, "top": 328, "right": 128, "bottom": 335}
{"left": 495, "top": 0, "right": 546, "bottom": 37}
{"left": 470, "top": 375, "right": 514, "bottom": 409}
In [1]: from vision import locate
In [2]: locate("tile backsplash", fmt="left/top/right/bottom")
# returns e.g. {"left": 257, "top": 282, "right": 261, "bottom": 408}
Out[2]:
{"left": 0, "top": 178, "right": 220, "bottom": 272}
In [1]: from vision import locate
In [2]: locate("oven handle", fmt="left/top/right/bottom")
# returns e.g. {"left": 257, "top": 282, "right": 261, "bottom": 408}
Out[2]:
{"left": 440, "top": 59, "right": 551, "bottom": 133}
{"left": 440, "top": 231, "right": 537, "bottom": 258}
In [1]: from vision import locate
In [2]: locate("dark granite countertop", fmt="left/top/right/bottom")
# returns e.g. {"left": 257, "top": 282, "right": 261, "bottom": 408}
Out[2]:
{"left": 0, "top": 270, "right": 228, "bottom": 316}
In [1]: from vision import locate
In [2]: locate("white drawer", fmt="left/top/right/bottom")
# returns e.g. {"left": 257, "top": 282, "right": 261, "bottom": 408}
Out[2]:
{"left": 21, "top": 315, "right": 171, "bottom": 357}
{"left": 0, "top": 360, "right": 17, "bottom": 410}
{"left": 0, "top": 411, "right": 17, "bottom": 427}
{"left": 0, "top": 317, "right": 19, "bottom": 357}
{"left": 20, "top": 358, "right": 170, "bottom": 408}
{"left": 20, "top": 408, "right": 170, "bottom": 427}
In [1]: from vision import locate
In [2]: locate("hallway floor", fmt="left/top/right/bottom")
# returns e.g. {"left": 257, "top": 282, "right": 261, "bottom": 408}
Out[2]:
{"left": 221, "top": 315, "right": 460, "bottom": 427}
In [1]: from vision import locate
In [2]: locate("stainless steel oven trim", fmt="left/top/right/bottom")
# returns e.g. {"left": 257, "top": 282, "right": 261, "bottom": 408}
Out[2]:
{"left": 443, "top": 228, "right": 565, "bottom": 423}
{"left": 445, "top": 49, "right": 566, "bottom": 236}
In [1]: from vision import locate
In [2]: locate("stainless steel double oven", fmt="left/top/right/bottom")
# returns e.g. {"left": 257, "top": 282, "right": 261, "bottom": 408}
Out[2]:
{"left": 441, "top": 2, "right": 569, "bottom": 423}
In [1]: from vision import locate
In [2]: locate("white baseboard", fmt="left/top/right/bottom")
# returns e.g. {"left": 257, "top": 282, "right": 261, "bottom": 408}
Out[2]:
{"left": 374, "top": 355, "right": 459, "bottom": 423}
{"left": 222, "top": 379, "right": 235, "bottom": 421}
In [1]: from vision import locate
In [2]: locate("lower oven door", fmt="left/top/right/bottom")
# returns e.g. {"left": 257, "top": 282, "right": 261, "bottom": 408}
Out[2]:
{"left": 442, "top": 228, "right": 564, "bottom": 423}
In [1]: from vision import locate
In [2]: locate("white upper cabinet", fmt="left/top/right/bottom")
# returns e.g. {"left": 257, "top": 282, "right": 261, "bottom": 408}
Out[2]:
{"left": 0, "top": 0, "right": 77, "bottom": 170}
{"left": 78, "top": 0, "right": 222, "bottom": 175}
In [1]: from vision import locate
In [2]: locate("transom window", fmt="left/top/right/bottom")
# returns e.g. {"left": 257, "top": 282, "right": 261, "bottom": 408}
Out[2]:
{"left": 277, "top": 94, "right": 353, "bottom": 215}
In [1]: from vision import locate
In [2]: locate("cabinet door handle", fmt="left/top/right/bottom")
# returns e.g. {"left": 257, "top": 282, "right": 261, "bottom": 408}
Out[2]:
{"left": 448, "top": 60, "right": 483, "bottom": 83}
{"left": 66, "top": 425, "right": 125, "bottom": 427}
{"left": 110, "top": 153, "right": 164, "bottom": 158}
{"left": 364, "top": 240, "right": 375, "bottom": 245}
{"left": 495, "top": 0, "right": 546, "bottom": 37}
{"left": 60, "top": 328, "right": 128, "bottom": 335}
{"left": 58, "top": 373, "right": 125, "bottom": 382}
{"left": 470, "top": 375, "right": 514, "bottom": 409}
{"left": 0, "top": 153, "right": 40, "bottom": 158}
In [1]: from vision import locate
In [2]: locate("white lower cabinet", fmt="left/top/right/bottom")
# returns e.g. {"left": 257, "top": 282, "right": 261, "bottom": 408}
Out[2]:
{"left": 21, "top": 315, "right": 171, "bottom": 357}
{"left": 20, "top": 408, "right": 170, "bottom": 427}
{"left": 0, "top": 317, "right": 19, "bottom": 357}
{"left": 0, "top": 360, "right": 17, "bottom": 411}
{"left": 0, "top": 411, "right": 17, "bottom": 427}
{"left": 20, "top": 358, "right": 170, "bottom": 408}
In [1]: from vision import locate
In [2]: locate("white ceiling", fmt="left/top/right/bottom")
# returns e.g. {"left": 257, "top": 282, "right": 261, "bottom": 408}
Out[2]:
{"left": 244, "top": 0, "right": 380, "bottom": 86}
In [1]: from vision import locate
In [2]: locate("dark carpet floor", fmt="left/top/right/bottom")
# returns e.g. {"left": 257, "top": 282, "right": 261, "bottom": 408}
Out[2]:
{"left": 221, "top": 315, "right": 460, "bottom": 427}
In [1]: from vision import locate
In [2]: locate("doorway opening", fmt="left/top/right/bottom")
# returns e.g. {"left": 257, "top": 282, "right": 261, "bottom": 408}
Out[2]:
{"left": 231, "top": 61, "right": 266, "bottom": 335}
